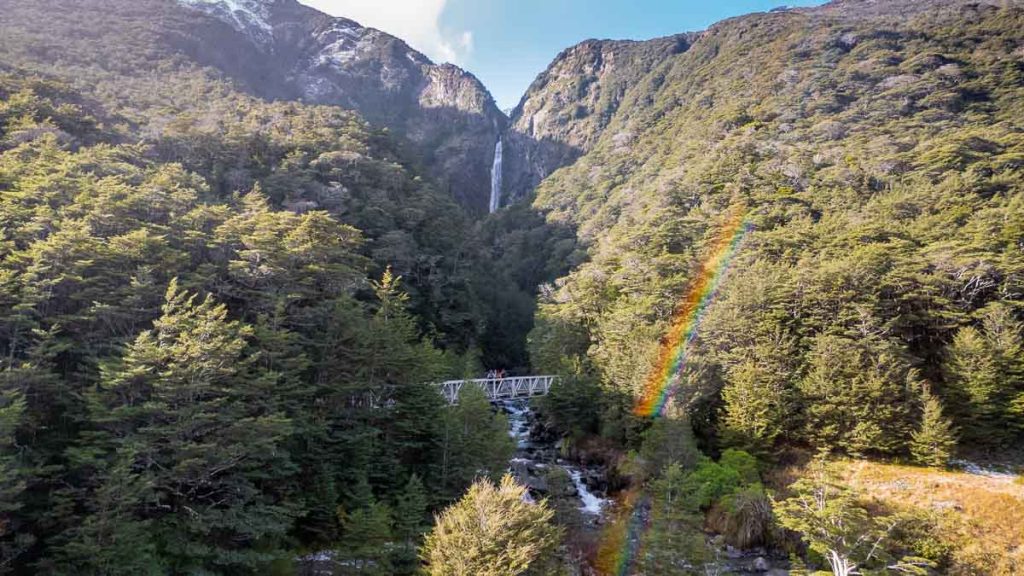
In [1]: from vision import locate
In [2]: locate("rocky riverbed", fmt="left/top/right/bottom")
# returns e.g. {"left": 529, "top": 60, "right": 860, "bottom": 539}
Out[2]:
{"left": 499, "top": 399, "right": 791, "bottom": 575}
{"left": 498, "top": 399, "right": 610, "bottom": 519}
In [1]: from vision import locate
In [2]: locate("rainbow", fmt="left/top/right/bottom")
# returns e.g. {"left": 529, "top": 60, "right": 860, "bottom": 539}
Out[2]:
{"left": 592, "top": 206, "right": 753, "bottom": 576}
{"left": 592, "top": 489, "right": 647, "bottom": 576}
{"left": 634, "top": 205, "right": 752, "bottom": 418}
{"left": 612, "top": 499, "right": 647, "bottom": 576}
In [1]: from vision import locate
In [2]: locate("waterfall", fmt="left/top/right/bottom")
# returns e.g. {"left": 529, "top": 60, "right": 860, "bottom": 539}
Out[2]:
{"left": 568, "top": 468, "right": 605, "bottom": 514}
{"left": 500, "top": 399, "right": 608, "bottom": 517}
{"left": 489, "top": 138, "right": 503, "bottom": 213}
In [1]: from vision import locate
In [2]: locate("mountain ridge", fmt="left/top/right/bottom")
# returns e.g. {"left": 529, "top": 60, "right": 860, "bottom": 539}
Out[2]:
{"left": 0, "top": 0, "right": 508, "bottom": 212}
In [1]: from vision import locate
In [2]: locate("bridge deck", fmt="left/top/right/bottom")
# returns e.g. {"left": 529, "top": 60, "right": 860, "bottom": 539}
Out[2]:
{"left": 438, "top": 376, "right": 559, "bottom": 404}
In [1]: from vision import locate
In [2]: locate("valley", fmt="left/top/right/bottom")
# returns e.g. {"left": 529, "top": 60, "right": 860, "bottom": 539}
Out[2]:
{"left": 0, "top": 0, "right": 1022, "bottom": 574}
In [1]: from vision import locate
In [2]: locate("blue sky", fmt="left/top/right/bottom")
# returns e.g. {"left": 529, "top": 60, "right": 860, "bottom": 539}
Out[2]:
{"left": 302, "top": 0, "right": 825, "bottom": 110}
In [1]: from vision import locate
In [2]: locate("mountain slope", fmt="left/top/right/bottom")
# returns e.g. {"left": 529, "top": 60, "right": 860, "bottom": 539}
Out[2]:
{"left": 504, "top": 34, "right": 695, "bottom": 201}
{"left": 528, "top": 0, "right": 1023, "bottom": 472}
{"left": 0, "top": 0, "right": 506, "bottom": 211}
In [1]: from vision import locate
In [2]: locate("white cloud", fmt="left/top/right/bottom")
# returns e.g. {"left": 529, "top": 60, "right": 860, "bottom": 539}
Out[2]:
{"left": 298, "top": 0, "right": 472, "bottom": 65}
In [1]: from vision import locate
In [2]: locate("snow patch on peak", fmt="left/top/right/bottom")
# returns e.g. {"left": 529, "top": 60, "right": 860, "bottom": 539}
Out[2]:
{"left": 178, "top": 0, "right": 275, "bottom": 45}
{"left": 313, "top": 21, "right": 376, "bottom": 68}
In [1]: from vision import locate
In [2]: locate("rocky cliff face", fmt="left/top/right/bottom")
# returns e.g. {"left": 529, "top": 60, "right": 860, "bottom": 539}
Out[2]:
{"left": 502, "top": 34, "right": 695, "bottom": 202}
{"left": 0, "top": 0, "right": 507, "bottom": 212}
{"left": 177, "top": 0, "right": 508, "bottom": 212}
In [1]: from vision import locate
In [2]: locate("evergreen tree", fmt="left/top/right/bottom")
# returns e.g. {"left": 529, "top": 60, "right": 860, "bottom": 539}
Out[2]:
{"left": 390, "top": 474, "right": 429, "bottom": 573}
{"left": 422, "top": 475, "right": 562, "bottom": 576}
{"left": 944, "top": 304, "right": 1024, "bottom": 446}
{"left": 721, "top": 357, "right": 793, "bottom": 456}
{"left": 0, "top": 379, "right": 31, "bottom": 575}
{"left": 638, "top": 416, "right": 701, "bottom": 478}
{"left": 366, "top": 268, "right": 447, "bottom": 492}
{"left": 53, "top": 448, "right": 159, "bottom": 576}
{"left": 338, "top": 498, "right": 394, "bottom": 575}
{"left": 66, "top": 280, "right": 296, "bottom": 573}
{"left": 437, "top": 384, "right": 515, "bottom": 501}
{"left": 392, "top": 474, "right": 429, "bottom": 545}
{"left": 639, "top": 463, "right": 708, "bottom": 575}
{"left": 774, "top": 462, "right": 895, "bottom": 576}
{"left": 910, "top": 386, "right": 957, "bottom": 468}
{"left": 798, "top": 335, "right": 918, "bottom": 457}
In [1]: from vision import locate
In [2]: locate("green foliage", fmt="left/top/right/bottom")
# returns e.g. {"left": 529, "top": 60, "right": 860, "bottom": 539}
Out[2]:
{"left": 944, "top": 304, "right": 1024, "bottom": 447}
{"left": 887, "top": 509, "right": 955, "bottom": 572}
{"left": 0, "top": 72, "right": 527, "bottom": 571}
{"left": 59, "top": 281, "right": 296, "bottom": 573}
{"left": 388, "top": 474, "right": 430, "bottom": 573}
{"left": 910, "top": 386, "right": 958, "bottom": 467}
{"left": 683, "top": 457, "right": 749, "bottom": 511}
{"left": 2, "top": 0, "right": 1023, "bottom": 571}
{"left": 638, "top": 417, "right": 701, "bottom": 478}
{"left": 774, "top": 463, "right": 897, "bottom": 576}
{"left": 0, "top": 379, "right": 31, "bottom": 574}
{"left": 798, "top": 335, "right": 919, "bottom": 457}
{"left": 437, "top": 385, "right": 516, "bottom": 502}
{"left": 527, "top": 1, "right": 1024, "bottom": 463}
{"left": 338, "top": 500, "right": 395, "bottom": 575}
{"left": 721, "top": 359, "right": 791, "bottom": 455}
{"left": 639, "top": 463, "right": 708, "bottom": 575}
{"left": 422, "top": 475, "right": 562, "bottom": 576}
{"left": 392, "top": 474, "right": 429, "bottom": 544}
{"left": 538, "top": 374, "right": 603, "bottom": 441}
{"left": 676, "top": 449, "right": 769, "bottom": 547}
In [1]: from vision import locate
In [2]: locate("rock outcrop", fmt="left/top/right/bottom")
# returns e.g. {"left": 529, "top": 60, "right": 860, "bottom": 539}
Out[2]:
{"left": 503, "top": 33, "right": 695, "bottom": 202}
{"left": 0, "top": 0, "right": 507, "bottom": 212}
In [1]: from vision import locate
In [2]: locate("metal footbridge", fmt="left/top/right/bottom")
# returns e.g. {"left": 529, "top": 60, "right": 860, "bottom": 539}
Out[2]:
{"left": 437, "top": 375, "right": 559, "bottom": 404}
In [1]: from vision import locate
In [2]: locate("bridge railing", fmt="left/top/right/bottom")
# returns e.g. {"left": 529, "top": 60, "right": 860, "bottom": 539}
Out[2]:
{"left": 437, "top": 375, "right": 559, "bottom": 404}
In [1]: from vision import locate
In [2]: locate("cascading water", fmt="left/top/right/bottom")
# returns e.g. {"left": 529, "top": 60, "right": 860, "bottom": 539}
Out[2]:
{"left": 568, "top": 467, "right": 605, "bottom": 514}
{"left": 500, "top": 399, "right": 607, "bottom": 517}
{"left": 489, "top": 138, "right": 503, "bottom": 213}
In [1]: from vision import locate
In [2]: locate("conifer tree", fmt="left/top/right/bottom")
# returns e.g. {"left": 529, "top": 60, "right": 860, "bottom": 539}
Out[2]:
{"left": 638, "top": 416, "right": 700, "bottom": 478}
{"left": 721, "top": 358, "right": 792, "bottom": 456}
{"left": 798, "top": 335, "right": 917, "bottom": 457}
{"left": 367, "top": 268, "right": 447, "bottom": 490}
{"left": 390, "top": 474, "right": 430, "bottom": 573}
{"left": 338, "top": 498, "right": 394, "bottom": 575}
{"left": 437, "top": 384, "right": 514, "bottom": 501}
{"left": 0, "top": 379, "right": 30, "bottom": 575}
{"left": 640, "top": 463, "right": 708, "bottom": 575}
{"left": 422, "top": 475, "right": 561, "bottom": 576}
{"left": 70, "top": 280, "right": 295, "bottom": 573}
{"left": 392, "top": 474, "right": 429, "bottom": 545}
{"left": 944, "top": 305, "right": 1024, "bottom": 446}
{"left": 774, "top": 462, "right": 895, "bottom": 576}
{"left": 910, "top": 386, "right": 957, "bottom": 468}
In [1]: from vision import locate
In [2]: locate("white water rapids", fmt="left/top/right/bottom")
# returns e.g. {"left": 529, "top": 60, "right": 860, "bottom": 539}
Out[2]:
{"left": 501, "top": 399, "right": 607, "bottom": 515}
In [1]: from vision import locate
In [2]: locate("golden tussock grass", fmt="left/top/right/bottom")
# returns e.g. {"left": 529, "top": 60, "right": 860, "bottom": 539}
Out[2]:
{"left": 835, "top": 460, "right": 1023, "bottom": 576}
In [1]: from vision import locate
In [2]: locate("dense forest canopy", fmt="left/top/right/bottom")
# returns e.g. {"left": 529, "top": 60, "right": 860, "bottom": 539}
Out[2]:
{"left": 0, "top": 0, "right": 1022, "bottom": 574}
{"left": 529, "top": 0, "right": 1024, "bottom": 456}
{"left": 0, "top": 63, "right": 560, "bottom": 572}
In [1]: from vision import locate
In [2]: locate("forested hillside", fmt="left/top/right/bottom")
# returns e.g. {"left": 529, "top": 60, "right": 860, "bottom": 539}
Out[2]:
{"left": 531, "top": 0, "right": 1024, "bottom": 455}
{"left": 0, "top": 0, "right": 508, "bottom": 212}
{"left": 0, "top": 0, "right": 1022, "bottom": 574}
{"left": 522, "top": 0, "right": 1024, "bottom": 573}
{"left": 0, "top": 62, "right": 563, "bottom": 572}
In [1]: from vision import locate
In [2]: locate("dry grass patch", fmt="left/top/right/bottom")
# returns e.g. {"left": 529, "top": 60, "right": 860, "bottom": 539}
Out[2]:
{"left": 835, "top": 460, "right": 1023, "bottom": 575}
